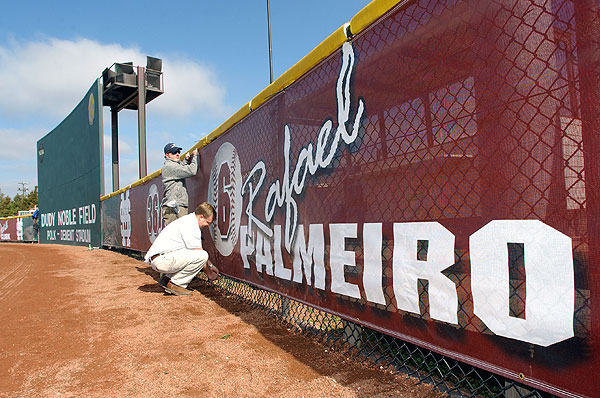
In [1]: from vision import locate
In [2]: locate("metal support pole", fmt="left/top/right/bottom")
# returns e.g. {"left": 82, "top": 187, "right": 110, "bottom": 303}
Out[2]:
{"left": 111, "top": 109, "right": 120, "bottom": 192}
{"left": 267, "top": 0, "right": 273, "bottom": 84}
{"left": 137, "top": 66, "right": 147, "bottom": 178}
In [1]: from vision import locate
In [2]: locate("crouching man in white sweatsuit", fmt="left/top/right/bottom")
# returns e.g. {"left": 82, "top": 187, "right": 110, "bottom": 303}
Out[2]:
{"left": 145, "top": 202, "right": 220, "bottom": 296}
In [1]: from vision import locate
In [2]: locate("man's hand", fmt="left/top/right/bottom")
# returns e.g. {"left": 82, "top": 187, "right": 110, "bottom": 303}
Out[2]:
{"left": 185, "top": 149, "right": 198, "bottom": 163}
{"left": 204, "top": 262, "right": 220, "bottom": 281}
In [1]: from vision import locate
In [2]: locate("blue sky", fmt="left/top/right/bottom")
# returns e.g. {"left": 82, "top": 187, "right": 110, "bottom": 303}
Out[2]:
{"left": 0, "top": 0, "right": 369, "bottom": 199}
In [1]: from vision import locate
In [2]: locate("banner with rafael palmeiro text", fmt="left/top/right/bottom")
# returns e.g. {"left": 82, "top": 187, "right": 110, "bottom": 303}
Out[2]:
{"left": 102, "top": 1, "right": 599, "bottom": 396}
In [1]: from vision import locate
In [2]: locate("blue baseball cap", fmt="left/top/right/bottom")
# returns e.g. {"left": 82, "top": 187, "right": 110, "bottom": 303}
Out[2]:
{"left": 164, "top": 143, "right": 182, "bottom": 154}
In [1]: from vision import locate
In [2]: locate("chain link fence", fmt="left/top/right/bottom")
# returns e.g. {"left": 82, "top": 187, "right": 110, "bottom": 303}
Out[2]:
{"left": 201, "top": 274, "right": 551, "bottom": 398}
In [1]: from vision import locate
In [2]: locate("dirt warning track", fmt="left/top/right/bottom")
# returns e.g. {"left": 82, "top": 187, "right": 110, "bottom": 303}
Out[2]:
{"left": 0, "top": 243, "right": 440, "bottom": 397}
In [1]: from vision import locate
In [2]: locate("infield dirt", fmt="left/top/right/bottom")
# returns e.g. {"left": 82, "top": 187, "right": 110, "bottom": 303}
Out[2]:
{"left": 0, "top": 243, "right": 442, "bottom": 397}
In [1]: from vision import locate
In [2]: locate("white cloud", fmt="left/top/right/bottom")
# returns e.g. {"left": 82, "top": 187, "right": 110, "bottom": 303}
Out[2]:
{"left": 154, "top": 59, "right": 230, "bottom": 117}
{"left": 0, "top": 37, "right": 229, "bottom": 119}
{"left": 0, "top": 128, "right": 42, "bottom": 160}
{"left": 0, "top": 128, "right": 40, "bottom": 197}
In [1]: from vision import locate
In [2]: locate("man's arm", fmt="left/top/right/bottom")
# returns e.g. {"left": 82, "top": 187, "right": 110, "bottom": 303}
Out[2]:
{"left": 164, "top": 149, "right": 199, "bottom": 180}
{"left": 203, "top": 257, "right": 220, "bottom": 281}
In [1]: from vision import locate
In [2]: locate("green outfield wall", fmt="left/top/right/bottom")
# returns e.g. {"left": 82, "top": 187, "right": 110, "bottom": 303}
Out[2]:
{"left": 37, "top": 79, "right": 103, "bottom": 247}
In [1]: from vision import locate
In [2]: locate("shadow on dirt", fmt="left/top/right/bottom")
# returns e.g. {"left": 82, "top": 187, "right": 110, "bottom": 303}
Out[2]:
{"left": 190, "top": 278, "right": 422, "bottom": 397}
{"left": 124, "top": 256, "right": 434, "bottom": 397}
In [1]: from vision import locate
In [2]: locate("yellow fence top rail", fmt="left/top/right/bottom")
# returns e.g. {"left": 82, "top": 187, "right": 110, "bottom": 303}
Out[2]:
{"left": 0, "top": 214, "right": 32, "bottom": 221}
{"left": 350, "top": 0, "right": 410, "bottom": 36}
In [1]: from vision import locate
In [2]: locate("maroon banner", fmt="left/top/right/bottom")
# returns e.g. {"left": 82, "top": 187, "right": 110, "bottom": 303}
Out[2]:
{"left": 0, "top": 218, "right": 18, "bottom": 242}
{"left": 102, "top": 180, "right": 164, "bottom": 251}
{"left": 102, "top": 1, "right": 599, "bottom": 396}
{"left": 0, "top": 217, "right": 34, "bottom": 242}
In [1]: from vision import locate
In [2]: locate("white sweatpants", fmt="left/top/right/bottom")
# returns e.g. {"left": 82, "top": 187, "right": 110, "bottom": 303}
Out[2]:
{"left": 151, "top": 249, "right": 208, "bottom": 288}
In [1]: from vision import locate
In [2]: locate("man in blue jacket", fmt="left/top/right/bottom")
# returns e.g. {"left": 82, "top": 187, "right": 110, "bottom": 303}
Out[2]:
{"left": 32, "top": 205, "right": 39, "bottom": 242}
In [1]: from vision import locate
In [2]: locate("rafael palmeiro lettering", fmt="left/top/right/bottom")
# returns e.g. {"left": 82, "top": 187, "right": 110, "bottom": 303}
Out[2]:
{"left": 208, "top": 42, "right": 575, "bottom": 347}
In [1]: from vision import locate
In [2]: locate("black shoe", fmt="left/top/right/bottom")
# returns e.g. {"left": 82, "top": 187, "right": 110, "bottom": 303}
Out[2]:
{"left": 158, "top": 275, "right": 170, "bottom": 289}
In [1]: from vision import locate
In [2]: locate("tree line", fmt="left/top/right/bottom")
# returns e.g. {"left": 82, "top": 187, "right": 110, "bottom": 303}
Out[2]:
{"left": 0, "top": 186, "right": 38, "bottom": 218}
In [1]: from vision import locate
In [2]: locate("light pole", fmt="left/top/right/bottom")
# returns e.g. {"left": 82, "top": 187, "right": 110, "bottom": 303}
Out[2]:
{"left": 267, "top": 0, "right": 274, "bottom": 84}
{"left": 17, "top": 181, "right": 28, "bottom": 200}
{"left": 102, "top": 56, "right": 163, "bottom": 191}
